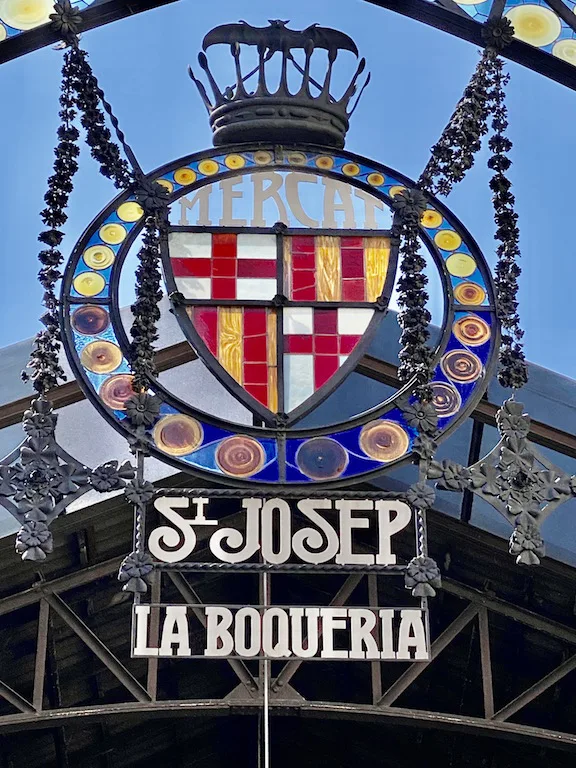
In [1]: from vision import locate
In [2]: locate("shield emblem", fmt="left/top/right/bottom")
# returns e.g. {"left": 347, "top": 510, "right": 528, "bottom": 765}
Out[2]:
{"left": 162, "top": 226, "right": 398, "bottom": 425}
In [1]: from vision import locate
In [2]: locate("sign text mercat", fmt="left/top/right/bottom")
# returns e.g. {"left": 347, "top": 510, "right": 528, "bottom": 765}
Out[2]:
{"left": 176, "top": 171, "right": 388, "bottom": 229}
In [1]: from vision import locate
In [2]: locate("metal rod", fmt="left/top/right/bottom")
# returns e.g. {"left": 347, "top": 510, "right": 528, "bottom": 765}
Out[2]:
{"left": 262, "top": 571, "right": 271, "bottom": 768}
{"left": 146, "top": 572, "right": 161, "bottom": 701}
{"left": 367, "top": 575, "right": 382, "bottom": 705}
{"left": 377, "top": 603, "right": 479, "bottom": 707}
{"left": 33, "top": 599, "right": 49, "bottom": 712}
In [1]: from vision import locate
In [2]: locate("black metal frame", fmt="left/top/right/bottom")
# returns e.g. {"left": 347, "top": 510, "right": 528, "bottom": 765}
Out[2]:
{"left": 4, "top": 0, "right": 576, "bottom": 99}
{"left": 0, "top": 0, "right": 179, "bottom": 65}
{"left": 161, "top": 224, "right": 399, "bottom": 427}
{"left": 60, "top": 143, "right": 500, "bottom": 489}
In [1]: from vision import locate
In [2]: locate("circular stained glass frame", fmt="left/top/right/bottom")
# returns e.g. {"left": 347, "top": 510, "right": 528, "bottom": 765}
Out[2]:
{"left": 61, "top": 144, "right": 499, "bottom": 487}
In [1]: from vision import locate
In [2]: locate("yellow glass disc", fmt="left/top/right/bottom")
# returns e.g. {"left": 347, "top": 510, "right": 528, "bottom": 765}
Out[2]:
{"left": 80, "top": 341, "right": 123, "bottom": 374}
{"left": 367, "top": 172, "right": 385, "bottom": 187}
{"left": 505, "top": 5, "right": 561, "bottom": 47}
{"left": 83, "top": 245, "right": 115, "bottom": 270}
{"left": 315, "top": 156, "right": 334, "bottom": 170}
{"left": 454, "top": 281, "right": 486, "bottom": 305}
{"left": 0, "top": 23, "right": 7, "bottom": 40}
{"left": 153, "top": 415, "right": 203, "bottom": 456}
{"left": 287, "top": 152, "right": 307, "bottom": 165}
{"left": 421, "top": 209, "right": 443, "bottom": 229}
{"left": 434, "top": 230, "right": 462, "bottom": 251}
{"left": 73, "top": 272, "right": 106, "bottom": 297}
{"left": 198, "top": 159, "right": 219, "bottom": 176}
{"left": 0, "top": 0, "right": 53, "bottom": 30}
{"left": 552, "top": 38, "right": 576, "bottom": 64}
{"left": 224, "top": 154, "right": 246, "bottom": 170}
{"left": 253, "top": 151, "right": 272, "bottom": 165}
{"left": 99, "top": 223, "right": 127, "bottom": 245}
{"left": 174, "top": 168, "right": 196, "bottom": 185}
{"left": 389, "top": 185, "right": 406, "bottom": 197}
{"left": 116, "top": 201, "right": 144, "bottom": 223}
{"left": 446, "top": 253, "right": 477, "bottom": 278}
{"left": 156, "top": 178, "right": 174, "bottom": 193}
{"left": 342, "top": 163, "right": 360, "bottom": 177}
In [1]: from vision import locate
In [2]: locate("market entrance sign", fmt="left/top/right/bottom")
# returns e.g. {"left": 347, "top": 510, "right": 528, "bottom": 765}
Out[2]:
{"left": 132, "top": 604, "right": 428, "bottom": 661}
{"left": 147, "top": 495, "right": 412, "bottom": 567}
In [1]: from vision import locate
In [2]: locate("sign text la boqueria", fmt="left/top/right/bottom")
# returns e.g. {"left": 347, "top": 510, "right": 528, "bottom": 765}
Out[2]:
{"left": 132, "top": 605, "right": 428, "bottom": 661}
{"left": 147, "top": 495, "right": 414, "bottom": 568}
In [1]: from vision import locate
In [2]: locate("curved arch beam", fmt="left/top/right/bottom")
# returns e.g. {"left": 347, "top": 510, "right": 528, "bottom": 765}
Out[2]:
{"left": 364, "top": 0, "right": 576, "bottom": 91}
{"left": 3, "top": 0, "right": 576, "bottom": 95}
{"left": 1, "top": 699, "right": 575, "bottom": 751}
{"left": 0, "top": 0, "right": 178, "bottom": 65}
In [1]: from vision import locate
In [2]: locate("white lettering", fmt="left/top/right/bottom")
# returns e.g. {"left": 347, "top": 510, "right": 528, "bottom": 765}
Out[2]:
{"left": 292, "top": 499, "right": 339, "bottom": 564}
{"left": 209, "top": 498, "right": 261, "bottom": 563}
{"left": 349, "top": 608, "right": 379, "bottom": 660}
{"left": 251, "top": 172, "right": 289, "bottom": 227}
{"left": 178, "top": 186, "right": 212, "bottom": 225}
{"left": 133, "top": 605, "right": 159, "bottom": 657}
{"left": 291, "top": 607, "right": 320, "bottom": 658}
{"left": 261, "top": 498, "right": 291, "bottom": 564}
{"left": 204, "top": 607, "right": 234, "bottom": 656}
{"left": 322, "top": 178, "right": 356, "bottom": 228}
{"left": 397, "top": 609, "right": 428, "bottom": 660}
{"left": 234, "top": 607, "right": 261, "bottom": 657}
{"left": 336, "top": 500, "right": 374, "bottom": 565}
{"left": 285, "top": 172, "right": 320, "bottom": 227}
{"left": 219, "top": 177, "right": 248, "bottom": 227}
{"left": 320, "top": 608, "right": 349, "bottom": 659}
{"left": 159, "top": 606, "right": 191, "bottom": 657}
{"left": 376, "top": 501, "right": 412, "bottom": 565}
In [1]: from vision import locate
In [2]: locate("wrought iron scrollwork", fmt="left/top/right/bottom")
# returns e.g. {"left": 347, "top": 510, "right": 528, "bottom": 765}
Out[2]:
{"left": 0, "top": 399, "right": 135, "bottom": 561}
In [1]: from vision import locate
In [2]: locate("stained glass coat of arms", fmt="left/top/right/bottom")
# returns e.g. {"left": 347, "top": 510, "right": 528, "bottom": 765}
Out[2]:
{"left": 164, "top": 226, "right": 396, "bottom": 422}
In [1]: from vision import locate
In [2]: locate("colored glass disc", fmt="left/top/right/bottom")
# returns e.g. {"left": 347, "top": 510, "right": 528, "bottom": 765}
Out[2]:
{"left": 359, "top": 420, "right": 410, "bottom": 462}
{"left": 296, "top": 437, "right": 348, "bottom": 480}
{"left": 71, "top": 305, "right": 110, "bottom": 335}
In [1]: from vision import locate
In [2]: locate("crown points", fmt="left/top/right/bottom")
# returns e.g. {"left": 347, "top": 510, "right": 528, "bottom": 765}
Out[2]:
{"left": 190, "top": 20, "right": 369, "bottom": 148}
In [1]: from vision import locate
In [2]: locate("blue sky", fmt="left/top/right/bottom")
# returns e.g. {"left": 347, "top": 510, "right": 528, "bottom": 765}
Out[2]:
{"left": 1, "top": 0, "right": 575, "bottom": 379}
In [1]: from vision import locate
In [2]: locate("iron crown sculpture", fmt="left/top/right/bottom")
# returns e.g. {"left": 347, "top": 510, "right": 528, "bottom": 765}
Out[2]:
{"left": 189, "top": 20, "right": 370, "bottom": 148}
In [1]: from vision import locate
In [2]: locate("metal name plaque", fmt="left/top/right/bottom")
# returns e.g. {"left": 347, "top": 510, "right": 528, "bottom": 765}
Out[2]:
{"left": 146, "top": 494, "right": 415, "bottom": 571}
{"left": 132, "top": 604, "right": 430, "bottom": 661}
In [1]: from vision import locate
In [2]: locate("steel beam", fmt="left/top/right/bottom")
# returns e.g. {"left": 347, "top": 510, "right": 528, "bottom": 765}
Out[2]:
{"left": 271, "top": 574, "right": 364, "bottom": 692}
{"left": 377, "top": 603, "right": 479, "bottom": 706}
{"left": 0, "top": 557, "right": 123, "bottom": 616}
{"left": 0, "top": 682, "right": 35, "bottom": 715}
{"left": 493, "top": 653, "right": 576, "bottom": 722}
{"left": 442, "top": 580, "right": 576, "bottom": 646}
{"left": 44, "top": 593, "right": 151, "bottom": 704}
{"left": 478, "top": 607, "right": 494, "bottom": 719}
{"left": 0, "top": 699, "right": 576, "bottom": 751}
{"left": 32, "top": 599, "right": 49, "bottom": 712}
{"left": 168, "top": 572, "right": 259, "bottom": 695}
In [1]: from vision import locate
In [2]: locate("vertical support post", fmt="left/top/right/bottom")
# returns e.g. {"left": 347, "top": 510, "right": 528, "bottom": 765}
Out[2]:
{"left": 33, "top": 599, "right": 49, "bottom": 712}
{"left": 258, "top": 571, "right": 271, "bottom": 768}
{"left": 478, "top": 607, "right": 495, "bottom": 718}
{"left": 367, "top": 574, "right": 382, "bottom": 705}
{"left": 147, "top": 571, "right": 161, "bottom": 701}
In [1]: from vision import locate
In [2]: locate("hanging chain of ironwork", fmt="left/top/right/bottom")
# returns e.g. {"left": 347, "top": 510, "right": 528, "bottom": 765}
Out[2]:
{"left": 9, "top": 0, "right": 170, "bottom": 561}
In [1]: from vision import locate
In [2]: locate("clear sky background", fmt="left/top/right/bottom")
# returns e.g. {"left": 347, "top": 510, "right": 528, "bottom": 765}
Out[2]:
{"left": 1, "top": 0, "right": 575, "bottom": 379}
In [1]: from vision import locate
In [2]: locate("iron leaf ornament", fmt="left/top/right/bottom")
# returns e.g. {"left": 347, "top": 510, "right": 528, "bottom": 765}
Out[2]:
{"left": 0, "top": 399, "right": 135, "bottom": 561}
